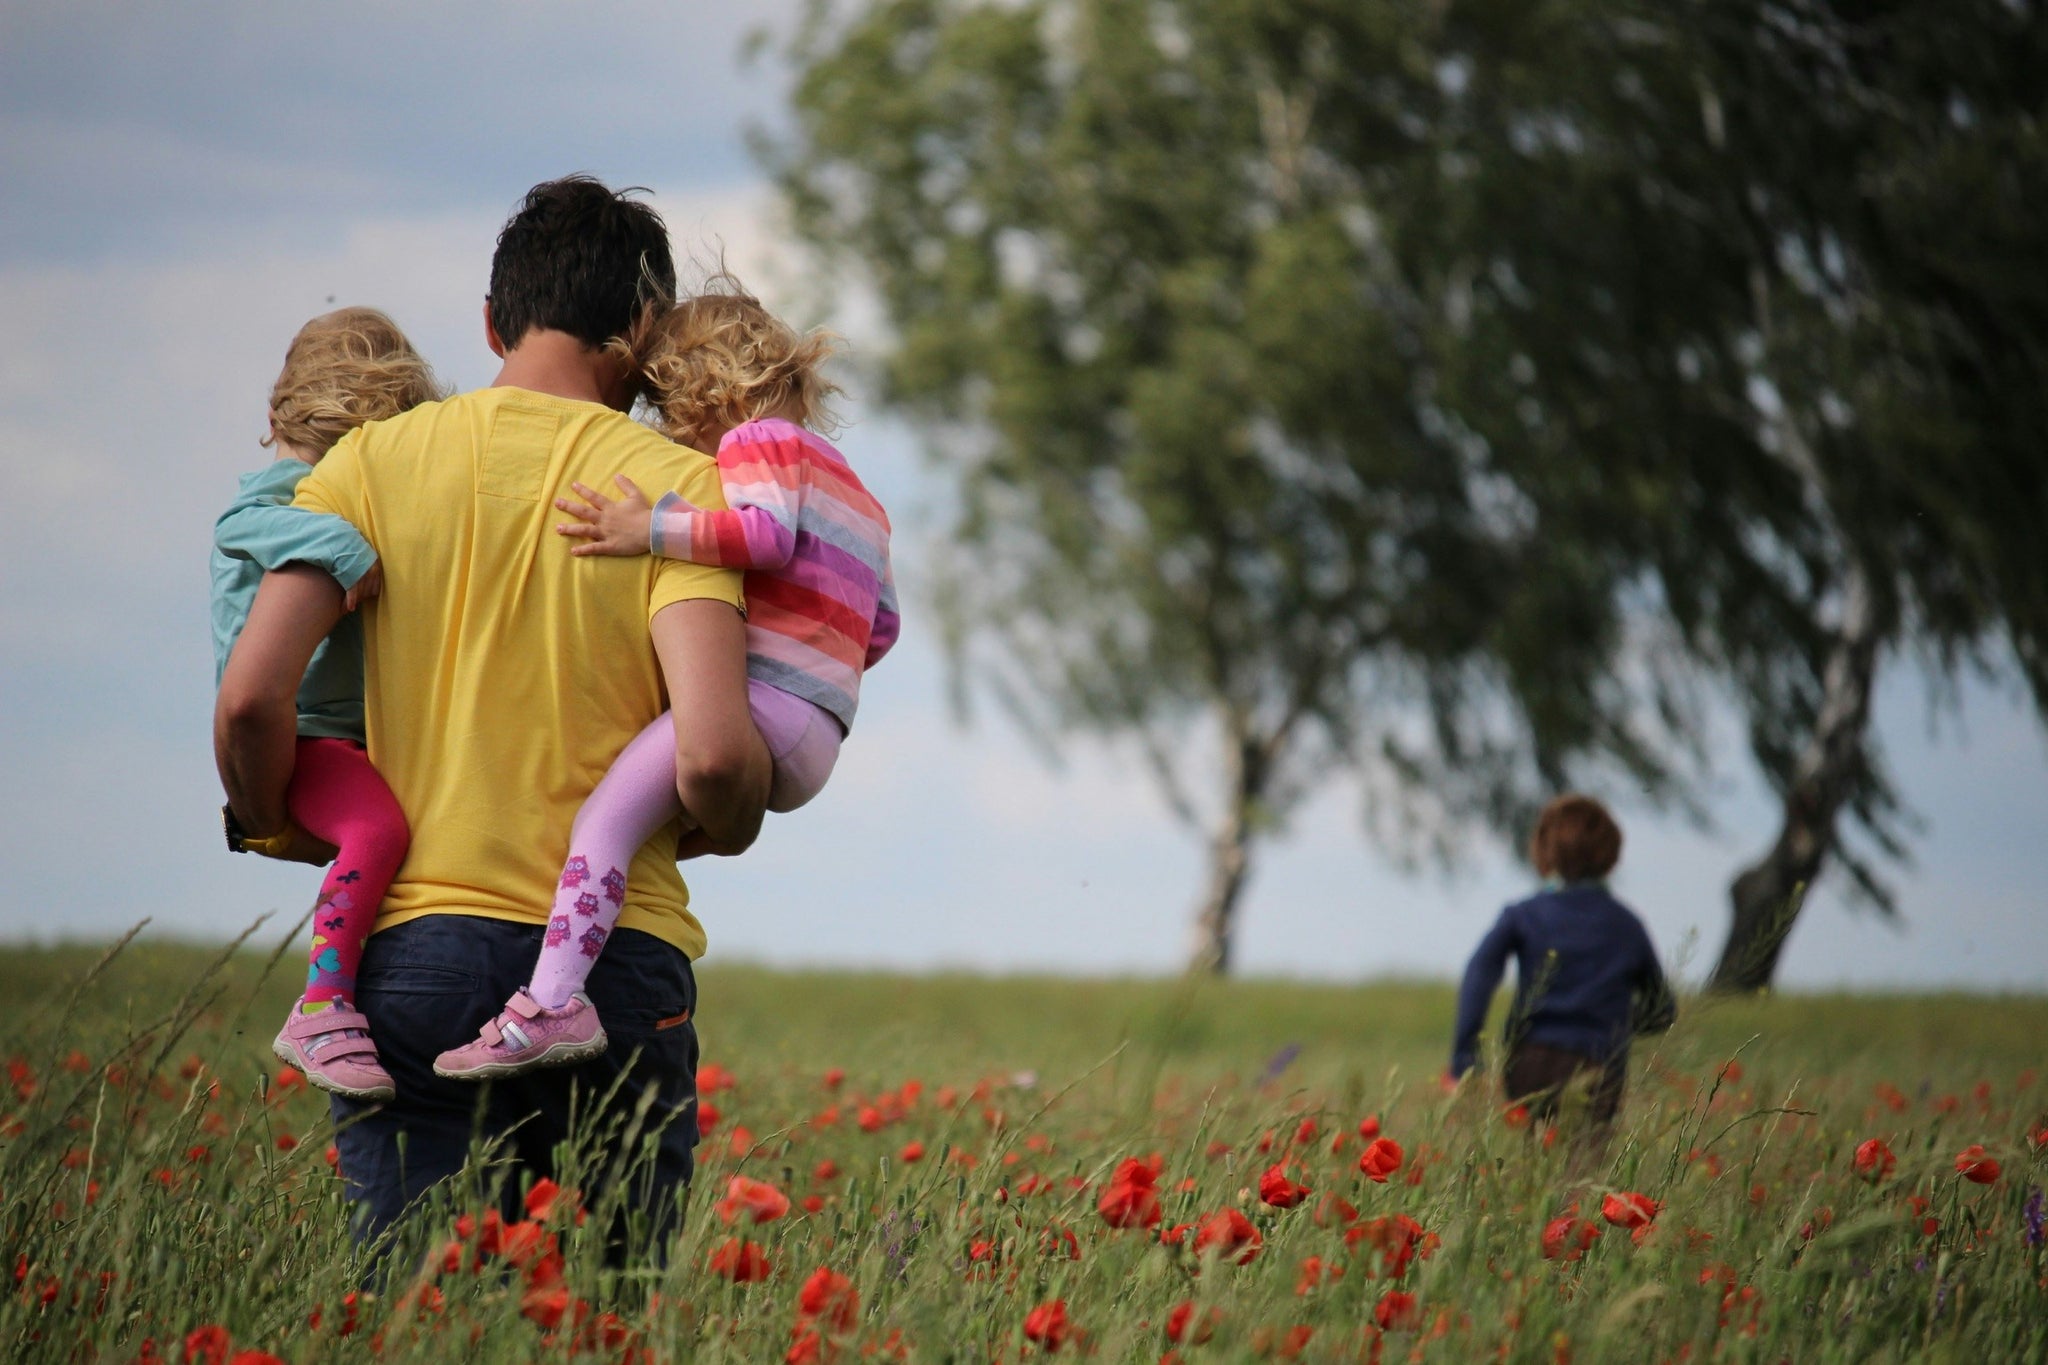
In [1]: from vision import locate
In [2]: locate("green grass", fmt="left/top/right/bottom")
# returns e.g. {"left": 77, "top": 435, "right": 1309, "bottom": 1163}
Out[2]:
{"left": 3, "top": 936, "right": 2044, "bottom": 1363}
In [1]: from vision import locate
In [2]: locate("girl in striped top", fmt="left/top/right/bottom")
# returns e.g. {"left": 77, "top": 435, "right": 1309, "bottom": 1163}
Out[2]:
{"left": 433, "top": 279, "right": 897, "bottom": 1080}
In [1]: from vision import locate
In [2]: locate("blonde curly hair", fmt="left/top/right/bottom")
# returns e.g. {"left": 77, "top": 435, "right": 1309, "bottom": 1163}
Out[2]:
{"left": 265, "top": 307, "right": 443, "bottom": 458}
{"left": 618, "top": 274, "right": 842, "bottom": 447}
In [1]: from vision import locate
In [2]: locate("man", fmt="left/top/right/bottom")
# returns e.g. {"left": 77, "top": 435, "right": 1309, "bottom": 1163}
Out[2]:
{"left": 215, "top": 175, "right": 770, "bottom": 1244}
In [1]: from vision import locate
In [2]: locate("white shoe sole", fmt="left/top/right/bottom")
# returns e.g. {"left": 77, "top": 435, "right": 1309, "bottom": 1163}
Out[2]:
{"left": 431, "top": 1030, "right": 610, "bottom": 1081}
{"left": 271, "top": 1038, "right": 396, "bottom": 1103}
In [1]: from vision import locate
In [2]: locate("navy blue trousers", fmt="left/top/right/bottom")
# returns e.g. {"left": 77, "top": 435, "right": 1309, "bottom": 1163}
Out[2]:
{"left": 329, "top": 915, "right": 699, "bottom": 1249}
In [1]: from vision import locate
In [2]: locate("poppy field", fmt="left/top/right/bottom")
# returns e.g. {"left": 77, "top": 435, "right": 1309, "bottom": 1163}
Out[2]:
{"left": 3, "top": 935, "right": 2045, "bottom": 1364}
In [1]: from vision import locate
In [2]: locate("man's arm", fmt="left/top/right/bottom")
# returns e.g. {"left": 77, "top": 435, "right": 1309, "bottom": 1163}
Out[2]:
{"left": 650, "top": 598, "right": 771, "bottom": 852}
{"left": 215, "top": 565, "right": 345, "bottom": 848}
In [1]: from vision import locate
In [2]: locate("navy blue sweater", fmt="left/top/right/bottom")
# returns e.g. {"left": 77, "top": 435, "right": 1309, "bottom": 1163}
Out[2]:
{"left": 1449, "top": 883, "right": 1674, "bottom": 1077}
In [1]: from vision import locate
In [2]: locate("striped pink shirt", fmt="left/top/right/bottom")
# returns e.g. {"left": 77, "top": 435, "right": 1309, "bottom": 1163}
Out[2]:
{"left": 649, "top": 418, "right": 898, "bottom": 730}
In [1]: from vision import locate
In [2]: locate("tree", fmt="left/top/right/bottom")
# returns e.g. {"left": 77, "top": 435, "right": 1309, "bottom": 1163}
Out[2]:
{"left": 766, "top": 0, "right": 2048, "bottom": 979}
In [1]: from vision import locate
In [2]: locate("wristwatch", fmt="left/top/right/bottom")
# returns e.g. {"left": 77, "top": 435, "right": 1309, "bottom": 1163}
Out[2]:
{"left": 222, "top": 804, "right": 300, "bottom": 858}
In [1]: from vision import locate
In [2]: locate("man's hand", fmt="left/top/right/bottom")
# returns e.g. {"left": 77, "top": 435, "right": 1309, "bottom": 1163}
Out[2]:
{"left": 342, "top": 560, "right": 383, "bottom": 613}
{"left": 556, "top": 475, "right": 657, "bottom": 557}
{"left": 216, "top": 565, "right": 345, "bottom": 838}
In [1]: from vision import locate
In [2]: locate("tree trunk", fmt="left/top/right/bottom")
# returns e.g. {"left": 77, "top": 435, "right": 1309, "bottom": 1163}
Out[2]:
{"left": 1709, "top": 566, "right": 1882, "bottom": 992}
{"left": 1186, "top": 733, "right": 1265, "bottom": 976}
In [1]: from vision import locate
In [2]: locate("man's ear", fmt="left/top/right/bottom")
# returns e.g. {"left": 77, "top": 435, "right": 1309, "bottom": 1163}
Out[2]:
{"left": 483, "top": 299, "right": 507, "bottom": 358}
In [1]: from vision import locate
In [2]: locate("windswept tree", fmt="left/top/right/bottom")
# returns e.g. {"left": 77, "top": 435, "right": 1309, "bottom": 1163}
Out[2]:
{"left": 767, "top": 0, "right": 2048, "bottom": 978}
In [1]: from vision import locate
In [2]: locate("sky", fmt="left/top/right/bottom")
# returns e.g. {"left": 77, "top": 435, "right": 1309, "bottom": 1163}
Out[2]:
{"left": 1, "top": 1, "right": 2044, "bottom": 993}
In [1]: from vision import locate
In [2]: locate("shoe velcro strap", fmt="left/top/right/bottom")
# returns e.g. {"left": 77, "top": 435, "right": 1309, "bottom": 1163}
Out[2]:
{"left": 507, "top": 990, "right": 543, "bottom": 1020}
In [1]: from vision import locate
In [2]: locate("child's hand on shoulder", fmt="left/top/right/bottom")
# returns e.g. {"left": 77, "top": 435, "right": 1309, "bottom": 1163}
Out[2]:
{"left": 556, "top": 475, "right": 656, "bottom": 557}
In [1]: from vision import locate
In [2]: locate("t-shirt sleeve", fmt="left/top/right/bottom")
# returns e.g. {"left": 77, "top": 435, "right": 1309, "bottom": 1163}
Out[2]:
{"left": 647, "top": 447, "right": 746, "bottom": 621}
{"left": 291, "top": 430, "right": 371, "bottom": 542}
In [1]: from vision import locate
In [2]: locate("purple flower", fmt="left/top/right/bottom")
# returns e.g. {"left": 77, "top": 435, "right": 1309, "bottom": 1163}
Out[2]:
{"left": 2025, "top": 1187, "right": 2044, "bottom": 1248}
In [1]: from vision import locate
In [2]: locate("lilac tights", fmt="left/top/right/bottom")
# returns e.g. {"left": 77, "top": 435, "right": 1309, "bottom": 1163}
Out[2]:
{"left": 526, "top": 684, "right": 842, "bottom": 1009}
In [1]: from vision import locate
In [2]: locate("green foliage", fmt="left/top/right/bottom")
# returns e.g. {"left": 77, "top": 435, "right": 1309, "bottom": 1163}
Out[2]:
{"left": 766, "top": 0, "right": 2048, "bottom": 954}
{"left": 4, "top": 939, "right": 2047, "bottom": 1362}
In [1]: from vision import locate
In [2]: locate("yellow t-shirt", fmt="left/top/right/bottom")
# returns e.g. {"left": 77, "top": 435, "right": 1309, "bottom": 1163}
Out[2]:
{"left": 294, "top": 386, "right": 742, "bottom": 958}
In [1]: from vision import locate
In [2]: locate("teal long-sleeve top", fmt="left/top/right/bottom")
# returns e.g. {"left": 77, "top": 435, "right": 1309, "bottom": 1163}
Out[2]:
{"left": 209, "top": 456, "right": 379, "bottom": 742}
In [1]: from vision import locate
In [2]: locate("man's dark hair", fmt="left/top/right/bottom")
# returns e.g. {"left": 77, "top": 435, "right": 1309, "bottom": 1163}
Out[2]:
{"left": 488, "top": 175, "right": 676, "bottom": 350}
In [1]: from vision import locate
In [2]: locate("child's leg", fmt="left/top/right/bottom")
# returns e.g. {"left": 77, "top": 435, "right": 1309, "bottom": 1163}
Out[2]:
{"left": 287, "top": 738, "right": 409, "bottom": 1009}
{"left": 749, "top": 681, "right": 844, "bottom": 813}
{"left": 527, "top": 712, "right": 684, "bottom": 1010}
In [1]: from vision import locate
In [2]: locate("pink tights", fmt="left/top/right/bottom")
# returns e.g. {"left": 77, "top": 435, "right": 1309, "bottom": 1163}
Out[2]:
{"left": 526, "top": 685, "right": 841, "bottom": 1009}
{"left": 287, "top": 738, "right": 409, "bottom": 1007}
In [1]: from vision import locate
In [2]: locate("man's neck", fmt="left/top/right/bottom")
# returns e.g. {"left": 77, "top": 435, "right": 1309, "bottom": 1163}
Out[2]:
{"left": 491, "top": 329, "right": 630, "bottom": 410}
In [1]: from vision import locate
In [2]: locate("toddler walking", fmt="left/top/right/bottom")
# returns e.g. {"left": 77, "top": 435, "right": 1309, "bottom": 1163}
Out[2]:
{"left": 434, "top": 279, "right": 898, "bottom": 1078}
{"left": 212, "top": 308, "right": 442, "bottom": 1100}
{"left": 1447, "top": 794, "right": 1676, "bottom": 1132}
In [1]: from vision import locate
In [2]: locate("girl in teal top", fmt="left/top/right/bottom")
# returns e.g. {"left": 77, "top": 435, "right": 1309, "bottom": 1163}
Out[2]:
{"left": 210, "top": 307, "right": 442, "bottom": 1101}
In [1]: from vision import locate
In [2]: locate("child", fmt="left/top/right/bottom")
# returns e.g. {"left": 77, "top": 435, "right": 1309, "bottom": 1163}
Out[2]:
{"left": 212, "top": 308, "right": 442, "bottom": 1100}
{"left": 1447, "top": 794, "right": 1675, "bottom": 1128}
{"left": 433, "top": 279, "right": 899, "bottom": 1079}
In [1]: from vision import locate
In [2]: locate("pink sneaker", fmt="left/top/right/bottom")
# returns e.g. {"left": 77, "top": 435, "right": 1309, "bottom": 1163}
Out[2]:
{"left": 272, "top": 999, "right": 396, "bottom": 1102}
{"left": 433, "top": 989, "right": 607, "bottom": 1080}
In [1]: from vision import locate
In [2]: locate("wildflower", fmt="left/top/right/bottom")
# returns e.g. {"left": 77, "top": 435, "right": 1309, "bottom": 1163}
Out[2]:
{"left": 1954, "top": 1145, "right": 2001, "bottom": 1184}
{"left": 857, "top": 1106, "right": 884, "bottom": 1132}
{"left": 1853, "top": 1139, "right": 1895, "bottom": 1182}
{"left": 1600, "top": 1192, "right": 1661, "bottom": 1229}
{"left": 1023, "top": 1299, "right": 1071, "bottom": 1352}
{"left": 709, "top": 1237, "right": 773, "bottom": 1283}
{"left": 1165, "top": 1301, "right": 1219, "bottom": 1345}
{"left": 1292, "top": 1119, "right": 1319, "bottom": 1146}
{"left": 227, "top": 1353, "right": 285, "bottom": 1365}
{"left": 1098, "top": 1157, "right": 1164, "bottom": 1229}
{"left": 1374, "top": 1290, "right": 1421, "bottom": 1331}
{"left": 1312, "top": 1194, "right": 1359, "bottom": 1227}
{"left": 1192, "top": 1209, "right": 1263, "bottom": 1265}
{"left": 1258, "top": 1164, "right": 1310, "bottom": 1210}
{"left": 797, "top": 1267, "right": 860, "bottom": 1333}
{"left": 698, "top": 1100, "right": 722, "bottom": 1134}
{"left": 497, "top": 1218, "right": 557, "bottom": 1269}
{"left": 1348, "top": 1214, "right": 1439, "bottom": 1278}
{"left": 1358, "top": 1138, "right": 1403, "bottom": 1183}
{"left": 2022, "top": 1188, "right": 2043, "bottom": 1247}
{"left": 698, "top": 1061, "right": 735, "bottom": 1093}
{"left": 1295, "top": 1256, "right": 1330, "bottom": 1294}
{"left": 1541, "top": 1216, "right": 1602, "bottom": 1262}
{"left": 521, "top": 1280, "right": 571, "bottom": 1329}
{"left": 716, "top": 1176, "right": 792, "bottom": 1225}
{"left": 1357, "top": 1115, "right": 1381, "bottom": 1140}
{"left": 182, "top": 1326, "right": 231, "bottom": 1365}
{"left": 814, "top": 1159, "right": 841, "bottom": 1182}
{"left": 898, "top": 1140, "right": 926, "bottom": 1162}
{"left": 823, "top": 1067, "right": 845, "bottom": 1090}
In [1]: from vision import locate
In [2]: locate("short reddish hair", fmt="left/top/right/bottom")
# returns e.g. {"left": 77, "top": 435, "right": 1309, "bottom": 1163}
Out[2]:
{"left": 1528, "top": 795, "right": 1622, "bottom": 883}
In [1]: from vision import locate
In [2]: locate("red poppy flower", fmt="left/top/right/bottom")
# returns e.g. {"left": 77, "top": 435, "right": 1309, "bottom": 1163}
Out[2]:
{"left": 814, "top": 1159, "right": 840, "bottom": 1182}
{"left": 1192, "top": 1209, "right": 1263, "bottom": 1265}
{"left": 822, "top": 1067, "right": 845, "bottom": 1090}
{"left": 1600, "top": 1192, "right": 1661, "bottom": 1229}
{"left": 698, "top": 1062, "right": 735, "bottom": 1093}
{"left": 1098, "top": 1157, "right": 1164, "bottom": 1229}
{"left": 1347, "top": 1214, "right": 1439, "bottom": 1278}
{"left": 797, "top": 1266, "right": 860, "bottom": 1333}
{"left": 1165, "top": 1301, "right": 1220, "bottom": 1344}
{"left": 1954, "top": 1144, "right": 2001, "bottom": 1184}
{"left": 1292, "top": 1119, "right": 1319, "bottom": 1146}
{"left": 708, "top": 1237, "right": 772, "bottom": 1283}
{"left": 1357, "top": 1115, "right": 1381, "bottom": 1140}
{"left": 898, "top": 1141, "right": 926, "bottom": 1163}
{"left": 1023, "top": 1299, "right": 1070, "bottom": 1352}
{"left": 1853, "top": 1139, "right": 1896, "bottom": 1182}
{"left": 1374, "top": 1290, "right": 1421, "bottom": 1331}
{"left": 1258, "top": 1164, "right": 1310, "bottom": 1209}
{"left": 521, "top": 1281, "right": 571, "bottom": 1329}
{"left": 182, "top": 1326, "right": 231, "bottom": 1365}
{"left": 1541, "top": 1216, "right": 1602, "bottom": 1261}
{"left": 1358, "top": 1138, "right": 1404, "bottom": 1183}
{"left": 716, "top": 1176, "right": 792, "bottom": 1225}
